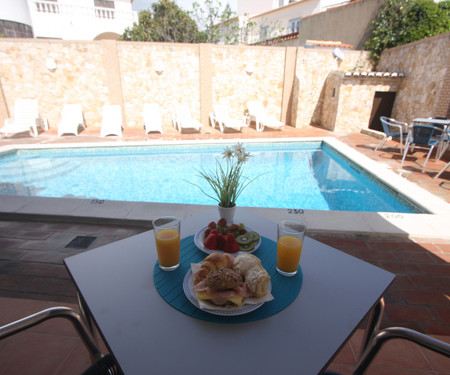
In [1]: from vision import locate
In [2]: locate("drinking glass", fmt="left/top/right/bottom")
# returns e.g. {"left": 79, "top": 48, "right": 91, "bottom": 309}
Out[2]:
{"left": 276, "top": 219, "right": 306, "bottom": 276}
{"left": 153, "top": 216, "right": 181, "bottom": 271}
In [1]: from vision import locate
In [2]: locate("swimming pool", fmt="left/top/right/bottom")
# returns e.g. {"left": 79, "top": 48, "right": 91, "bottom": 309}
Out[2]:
{"left": 0, "top": 141, "right": 424, "bottom": 213}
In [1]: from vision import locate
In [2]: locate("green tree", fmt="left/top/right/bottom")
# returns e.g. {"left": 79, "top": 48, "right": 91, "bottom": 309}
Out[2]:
{"left": 365, "top": 0, "right": 450, "bottom": 64}
{"left": 121, "top": 0, "right": 203, "bottom": 43}
{"left": 191, "top": 0, "right": 240, "bottom": 44}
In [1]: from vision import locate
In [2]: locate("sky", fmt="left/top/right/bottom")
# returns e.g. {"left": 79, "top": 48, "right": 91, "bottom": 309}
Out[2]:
{"left": 132, "top": 0, "right": 237, "bottom": 13}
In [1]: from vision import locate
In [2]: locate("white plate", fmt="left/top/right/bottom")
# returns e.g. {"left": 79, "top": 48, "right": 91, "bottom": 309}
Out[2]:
{"left": 194, "top": 225, "right": 261, "bottom": 255}
{"left": 183, "top": 270, "right": 269, "bottom": 316}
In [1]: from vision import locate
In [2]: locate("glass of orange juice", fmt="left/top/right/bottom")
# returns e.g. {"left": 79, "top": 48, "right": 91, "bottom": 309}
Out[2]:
{"left": 276, "top": 220, "right": 306, "bottom": 276}
{"left": 153, "top": 216, "right": 181, "bottom": 271}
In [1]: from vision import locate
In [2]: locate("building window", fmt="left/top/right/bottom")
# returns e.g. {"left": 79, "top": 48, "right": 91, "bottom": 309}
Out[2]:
{"left": 95, "top": 0, "right": 115, "bottom": 19}
{"left": 289, "top": 17, "right": 300, "bottom": 33}
{"left": 260, "top": 25, "right": 269, "bottom": 40}
{"left": 279, "top": 0, "right": 284, "bottom": 7}
{"left": 94, "top": 0, "right": 115, "bottom": 8}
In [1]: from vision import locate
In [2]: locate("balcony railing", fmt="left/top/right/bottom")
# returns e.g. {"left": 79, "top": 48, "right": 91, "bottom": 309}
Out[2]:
{"left": 33, "top": 1, "right": 135, "bottom": 22}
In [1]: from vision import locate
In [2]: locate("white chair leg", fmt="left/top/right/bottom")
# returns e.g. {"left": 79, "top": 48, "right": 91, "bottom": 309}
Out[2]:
{"left": 401, "top": 143, "right": 411, "bottom": 164}
{"left": 423, "top": 146, "right": 435, "bottom": 168}
{"left": 375, "top": 136, "right": 387, "bottom": 151}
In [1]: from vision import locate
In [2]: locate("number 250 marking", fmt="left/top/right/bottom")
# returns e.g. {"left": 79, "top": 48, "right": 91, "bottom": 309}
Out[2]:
{"left": 287, "top": 209, "right": 304, "bottom": 214}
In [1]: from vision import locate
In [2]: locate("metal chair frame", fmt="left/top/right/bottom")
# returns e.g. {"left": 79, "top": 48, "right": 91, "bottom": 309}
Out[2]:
{"left": 375, "top": 116, "right": 409, "bottom": 155}
{"left": 401, "top": 124, "right": 442, "bottom": 167}
{"left": 0, "top": 306, "right": 119, "bottom": 375}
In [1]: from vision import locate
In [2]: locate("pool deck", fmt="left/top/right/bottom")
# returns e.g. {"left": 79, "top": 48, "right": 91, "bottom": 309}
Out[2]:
{"left": 0, "top": 125, "right": 449, "bottom": 374}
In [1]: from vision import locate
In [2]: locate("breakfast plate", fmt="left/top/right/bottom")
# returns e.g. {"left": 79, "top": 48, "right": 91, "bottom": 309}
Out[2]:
{"left": 183, "top": 270, "right": 270, "bottom": 316}
{"left": 193, "top": 225, "right": 261, "bottom": 255}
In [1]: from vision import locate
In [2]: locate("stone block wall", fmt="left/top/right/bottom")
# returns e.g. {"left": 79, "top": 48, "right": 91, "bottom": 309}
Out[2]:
{"left": 378, "top": 32, "right": 450, "bottom": 122}
{"left": 0, "top": 33, "right": 448, "bottom": 134}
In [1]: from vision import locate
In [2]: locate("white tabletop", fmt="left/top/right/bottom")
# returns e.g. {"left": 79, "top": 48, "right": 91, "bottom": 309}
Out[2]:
{"left": 65, "top": 208, "right": 395, "bottom": 375}
{"left": 412, "top": 118, "right": 450, "bottom": 125}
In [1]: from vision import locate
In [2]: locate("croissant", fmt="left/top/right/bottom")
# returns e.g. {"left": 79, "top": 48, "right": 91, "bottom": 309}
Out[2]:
{"left": 233, "top": 254, "right": 270, "bottom": 298}
{"left": 193, "top": 253, "right": 235, "bottom": 284}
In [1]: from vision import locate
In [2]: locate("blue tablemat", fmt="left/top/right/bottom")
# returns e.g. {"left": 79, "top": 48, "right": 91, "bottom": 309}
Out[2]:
{"left": 153, "top": 235, "right": 303, "bottom": 324}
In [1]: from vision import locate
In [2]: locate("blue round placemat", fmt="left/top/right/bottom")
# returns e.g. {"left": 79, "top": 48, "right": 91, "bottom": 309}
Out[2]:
{"left": 153, "top": 235, "right": 303, "bottom": 324}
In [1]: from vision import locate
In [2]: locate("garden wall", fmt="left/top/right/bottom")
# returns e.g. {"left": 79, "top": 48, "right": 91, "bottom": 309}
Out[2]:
{"left": 0, "top": 32, "right": 448, "bottom": 134}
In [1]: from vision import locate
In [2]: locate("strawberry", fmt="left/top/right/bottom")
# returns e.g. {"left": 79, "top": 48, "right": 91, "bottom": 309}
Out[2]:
{"left": 208, "top": 221, "right": 217, "bottom": 229}
{"left": 217, "top": 218, "right": 227, "bottom": 227}
{"left": 229, "top": 224, "right": 238, "bottom": 232}
{"left": 216, "top": 233, "right": 226, "bottom": 250}
{"left": 224, "top": 233, "right": 239, "bottom": 253}
{"left": 239, "top": 228, "right": 247, "bottom": 235}
{"left": 204, "top": 228, "right": 212, "bottom": 238}
{"left": 210, "top": 229, "right": 219, "bottom": 236}
{"left": 203, "top": 232, "right": 217, "bottom": 250}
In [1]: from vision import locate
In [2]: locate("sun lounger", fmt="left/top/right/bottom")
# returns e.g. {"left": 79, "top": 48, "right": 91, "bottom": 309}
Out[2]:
{"left": 100, "top": 105, "right": 122, "bottom": 137}
{"left": 246, "top": 100, "right": 284, "bottom": 132}
{"left": 172, "top": 104, "right": 202, "bottom": 133}
{"left": 143, "top": 103, "right": 163, "bottom": 134}
{"left": 57, "top": 104, "right": 85, "bottom": 136}
{"left": 210, "top": 104, "right": 247, "bottom": 132}
{"left": 0, "top": 99, "right": 47, "bottom": 138}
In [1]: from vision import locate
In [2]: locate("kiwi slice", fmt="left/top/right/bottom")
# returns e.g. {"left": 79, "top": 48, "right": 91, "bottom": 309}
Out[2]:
{"left": 236, "top": 234, "right": 253, "bottom": 245}
{"left": 246, "top": 232, "right": 260, "bottom": 242}
{"left": 239, "top": 242, "right": 255, "bottom": 252}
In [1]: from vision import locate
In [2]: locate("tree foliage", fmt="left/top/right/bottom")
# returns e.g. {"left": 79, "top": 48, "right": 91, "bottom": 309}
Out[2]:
{"left": 121, "top": 0, "right": 203, "bottom": 43}
{"left": 365, "top": 0, "right": 450, "bottom": 64}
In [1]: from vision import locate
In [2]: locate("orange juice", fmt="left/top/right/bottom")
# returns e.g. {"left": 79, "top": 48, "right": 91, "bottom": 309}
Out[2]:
{"left": 155, "top": 228, "right": 180, "bottom": 268}
{"left": 277, "top": 235, "right": 303, "bottom": 274}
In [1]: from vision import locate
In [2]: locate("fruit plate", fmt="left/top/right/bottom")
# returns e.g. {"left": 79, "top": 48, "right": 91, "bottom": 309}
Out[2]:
{"left": 193, "top": 225, "right": 261, "bottom": 255}
{"left": 183, "top": 270, "right": 270, "bottom": 316}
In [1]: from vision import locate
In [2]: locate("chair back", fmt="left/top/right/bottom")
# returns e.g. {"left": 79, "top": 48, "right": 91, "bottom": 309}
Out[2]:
{"left": 380, "top": 116, "right": 407, "bottom": 135}
{"left": 175, "top": 104, "right": 192, "bottom": 122}
{"left": 62, "top": 104, "right": 84, "bottom": 125}
{"left": 102, "top": 105, "right": 122, "bottom": 123}
{"left": 213, "top": 104, "right": 230, "bottom": 122}
{"left": 143, "top": 103, "right": 161, "bottom": 120}
{"left": 14, "top": 99, "right": 38, "bottom": 125}
{"left": 246, "top": 100, "right": 265, "bottom": 118}
{"left": 412, "top": 124, "right": 442, "bottom": 145}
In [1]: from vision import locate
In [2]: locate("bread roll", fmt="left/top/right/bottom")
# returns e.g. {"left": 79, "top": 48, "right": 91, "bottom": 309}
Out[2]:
{"left": 233, "top": 254, "right": 262, "bottom": 276}
{"left": 233, "top": 254, "right": 270, "bottom": 298}
{"left": 205, "top": 269, "right": 243, "bottom": 290}
{"left": 194, "top": 253, "right": 234, "bottom": 284}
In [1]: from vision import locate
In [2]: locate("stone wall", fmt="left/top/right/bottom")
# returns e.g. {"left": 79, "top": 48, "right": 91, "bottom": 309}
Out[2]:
{"left": 378, "top": 32, "right": 450, "bottom": 121}
{"left": 0, "top": 33, "right": 448, "bottom": 134}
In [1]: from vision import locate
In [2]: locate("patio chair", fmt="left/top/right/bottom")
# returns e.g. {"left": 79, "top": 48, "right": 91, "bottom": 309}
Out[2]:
{"left": 143, "top": 103, "right": 163, "bottom": 134}
{"left": 246, "top": 100, "right": 284, "bottom": 132}
{"left": 401, "top": 124, "right": 442, "bottom": 167}
{"left": 324, "top": 327, "right": 450, "bottom": 375}
{"left": 100, "top": 105, "right": 122, "bottom": 137}
{"left": 375, "top": 116, "right": 409, "bottom": 155}
{"left": 0, "top": 306, "right": 119, "bottom": 375}
{"left": 172, "top": 104, "right": 202, "bottom": 133}
{"left": 0, "top": 99, "right": 48, "bottom": 138}
{"left": 58, "top": 104, "right": 85, "bottom": 136}
{"left": 210, "top": 104, "right": 247, "bottom": 133}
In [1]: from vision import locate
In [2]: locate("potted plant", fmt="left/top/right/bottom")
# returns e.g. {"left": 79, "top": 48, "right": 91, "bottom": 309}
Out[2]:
{"left": 190, "top": 143, "right": 259, "bottom": 222}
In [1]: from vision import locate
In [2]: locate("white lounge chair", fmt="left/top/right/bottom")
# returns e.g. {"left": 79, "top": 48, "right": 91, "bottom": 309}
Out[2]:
{"left": 210, "top": 104, "right": 247, "bottom": 133}
{"left": 0, "top": 99, "right": 47, "bottom": 138}
{"left": 57, "top": 104, "right": 85, "bottom": 136}
{"left": 172, "top": 104, "right": 202, "bottom": 133}
{"left": 143, "top": 103, "right": 163, "bottom": 134}
{"left": 246, "top": 100, "right": 284, "bottom": 132}
{"left": 100, "top": 105, "right": 122, "bottom": 137}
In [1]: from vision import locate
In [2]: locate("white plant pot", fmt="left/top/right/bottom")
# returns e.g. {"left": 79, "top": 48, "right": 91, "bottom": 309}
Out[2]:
{"left": 217, "top": 205, "right": 236, "bottom": 224}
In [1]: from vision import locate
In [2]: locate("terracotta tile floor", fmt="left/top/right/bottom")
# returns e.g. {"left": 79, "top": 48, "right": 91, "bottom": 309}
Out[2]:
{"left": 0, "top": 125, "right": 449, "bottom": 374}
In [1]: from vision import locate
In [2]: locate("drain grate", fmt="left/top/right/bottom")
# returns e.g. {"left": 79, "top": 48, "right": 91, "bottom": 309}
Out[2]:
{"left": 65, "top": 235, "right": 97, "bottom": 249}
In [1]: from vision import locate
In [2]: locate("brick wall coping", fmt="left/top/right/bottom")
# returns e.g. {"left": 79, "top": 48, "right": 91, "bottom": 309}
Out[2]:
{"left": 344, "top": 71, "right": 406, "bottom": 78}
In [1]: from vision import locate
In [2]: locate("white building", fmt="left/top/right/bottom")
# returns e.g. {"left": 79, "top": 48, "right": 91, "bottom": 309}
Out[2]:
{"left": 234, "top": 0, "right": 352, "bottom": 44}
{"left": 0, "top": 0, "right": 138, "bottom": 40}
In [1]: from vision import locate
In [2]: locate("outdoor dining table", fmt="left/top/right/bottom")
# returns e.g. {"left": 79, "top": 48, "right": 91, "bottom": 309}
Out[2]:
{"left": 64, "top": 208, "right": 395, "bottom": 375}
{"left": 410, "top": 117, "right": 450, "bottom": 160}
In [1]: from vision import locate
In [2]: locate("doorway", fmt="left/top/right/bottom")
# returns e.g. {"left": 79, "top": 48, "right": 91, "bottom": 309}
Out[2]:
{"left": 369, "top": 92, "right": 396, "bottom": 131}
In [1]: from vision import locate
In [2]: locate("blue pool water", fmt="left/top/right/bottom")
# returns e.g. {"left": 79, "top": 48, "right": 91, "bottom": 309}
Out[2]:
{"left": 0, "top": 142, "right": 422, "bottom": 213}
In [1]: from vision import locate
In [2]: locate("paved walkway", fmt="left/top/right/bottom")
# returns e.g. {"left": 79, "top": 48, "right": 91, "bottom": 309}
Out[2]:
{"left": 0, "top": 125, "right": 449, "bottom": 374}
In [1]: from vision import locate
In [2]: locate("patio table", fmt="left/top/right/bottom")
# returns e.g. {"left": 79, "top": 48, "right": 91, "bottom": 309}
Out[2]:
{"left": 411, "top": 118, "right": 450, "bottom": 160}
{"left": 64, "top": 208, "right": 395, "bottom": 375}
